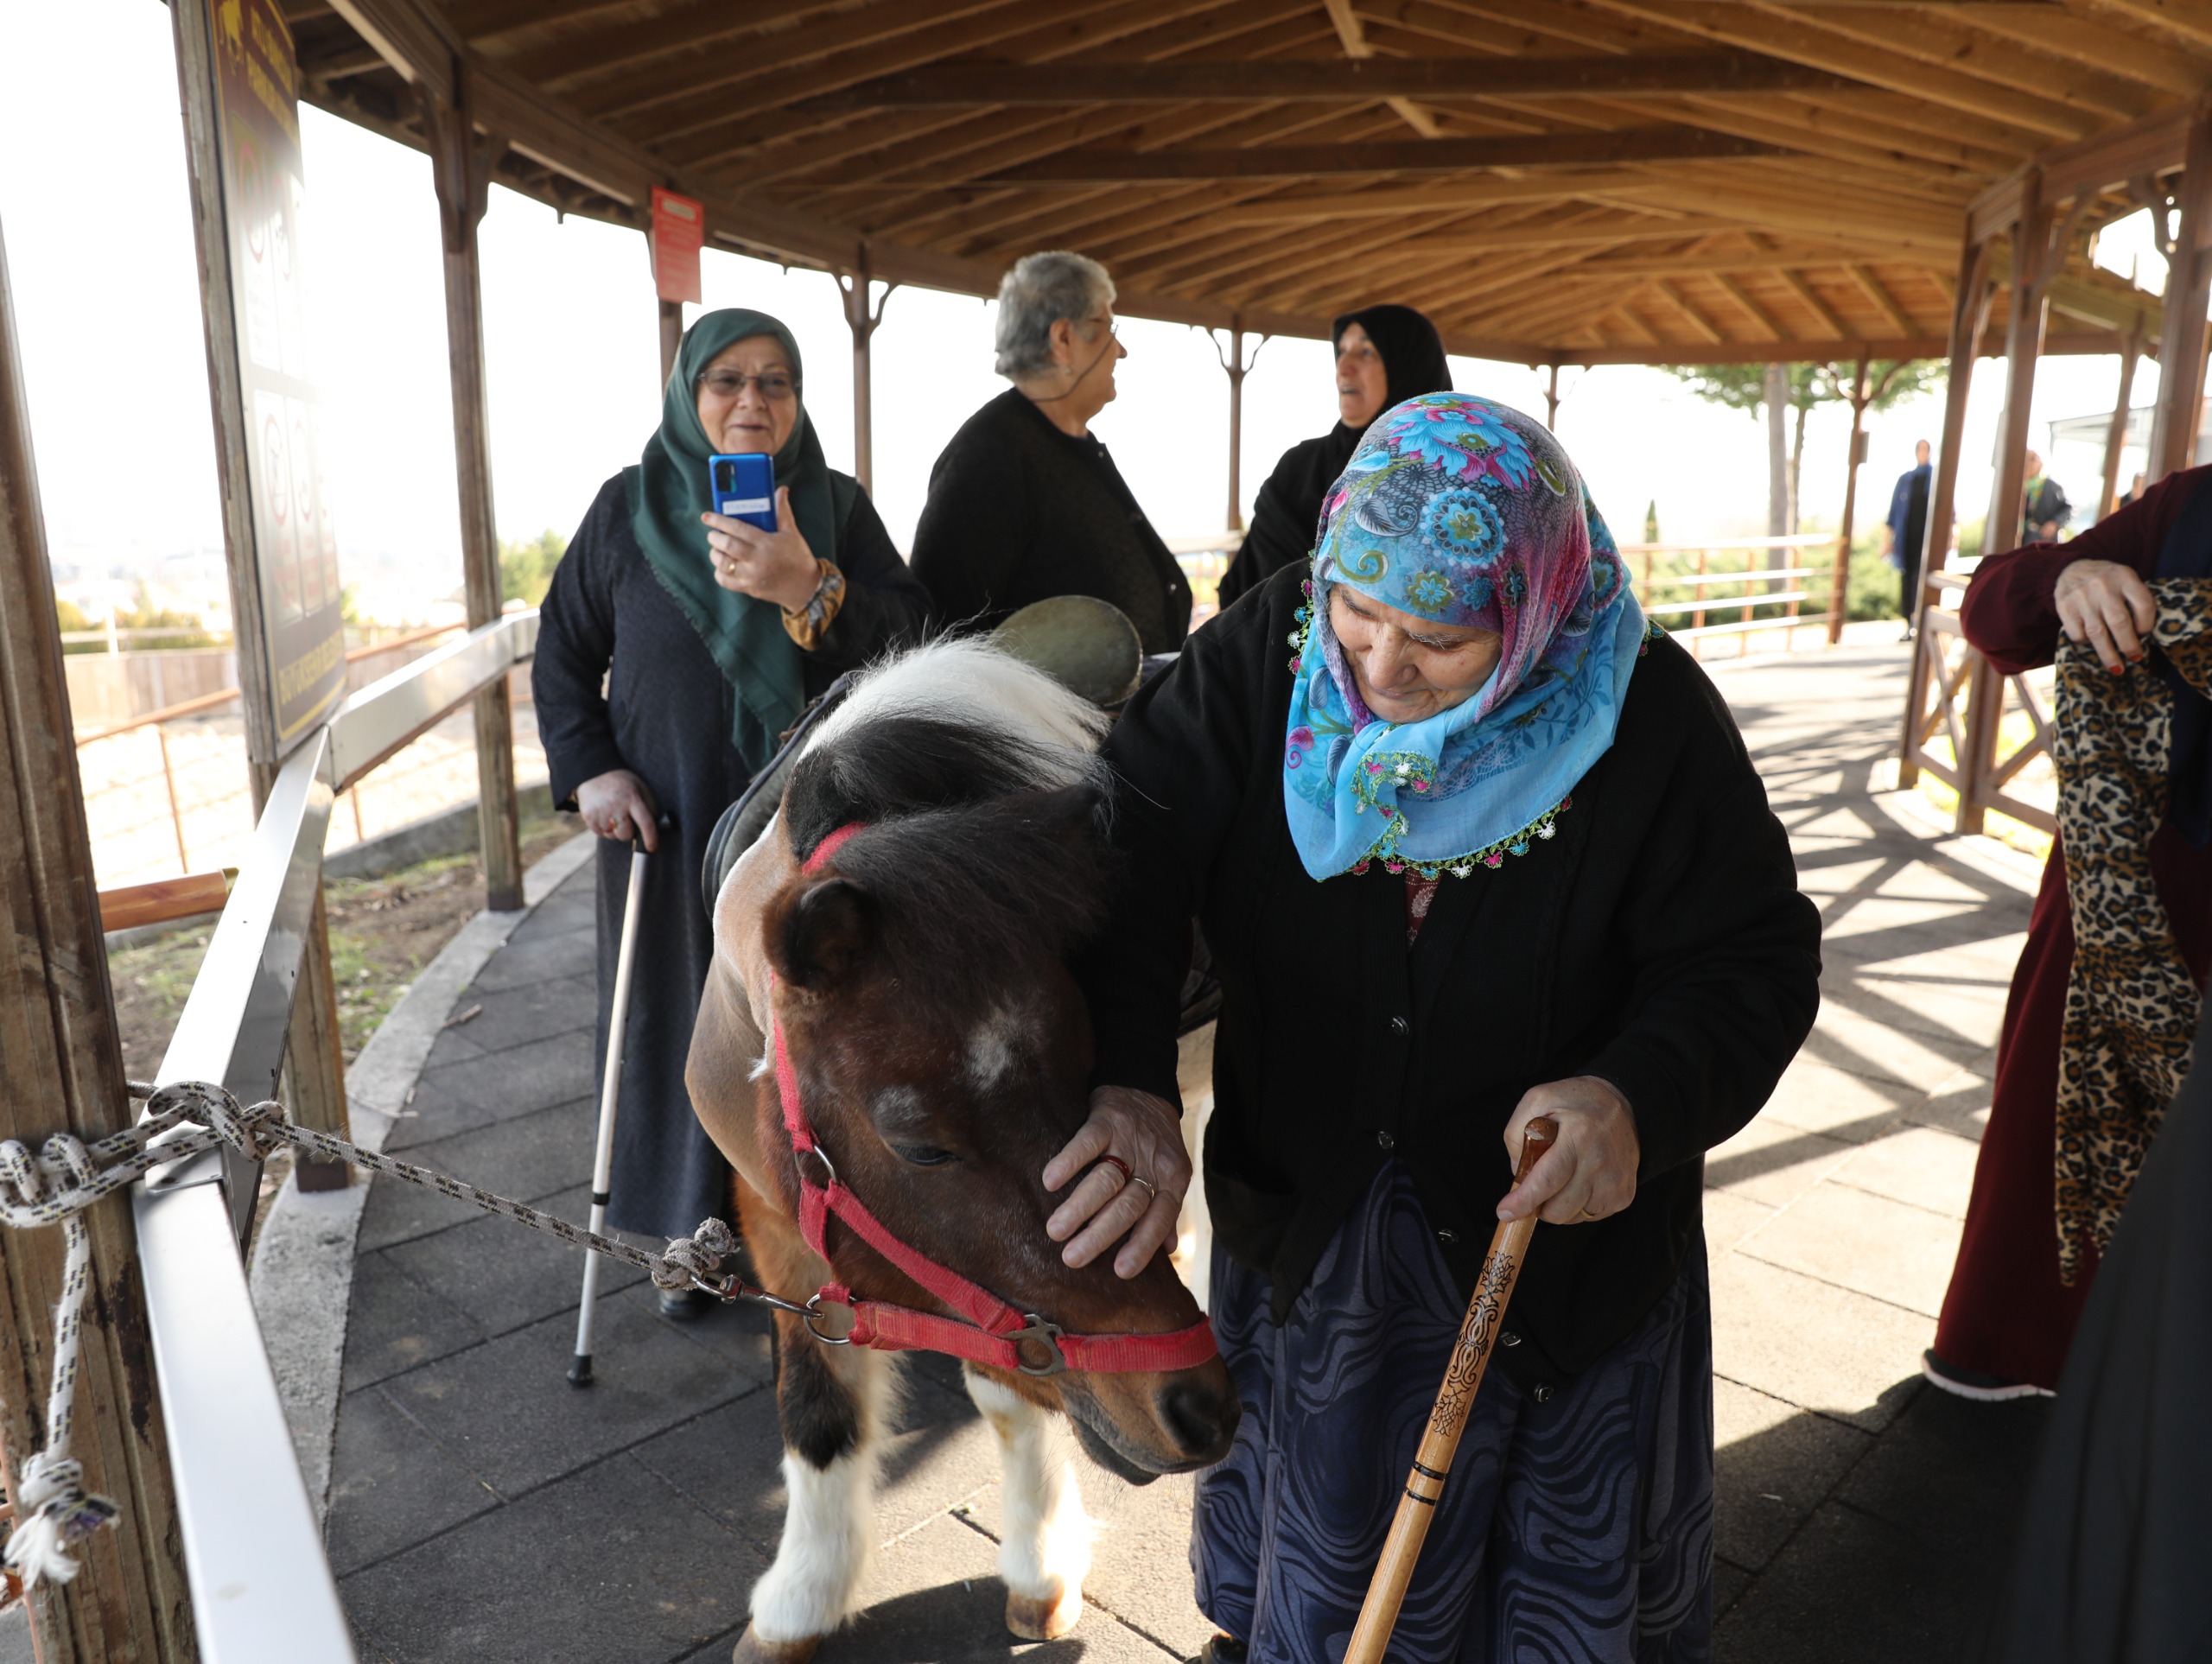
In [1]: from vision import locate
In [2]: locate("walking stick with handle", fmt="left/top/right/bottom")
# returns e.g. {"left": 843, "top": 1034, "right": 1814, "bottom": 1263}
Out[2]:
{"left": 567, "top": 821, "right": 658, "bottom": 1387}
{"left": 1342, "top": 1116, "right": 1558, "bottom": 1664}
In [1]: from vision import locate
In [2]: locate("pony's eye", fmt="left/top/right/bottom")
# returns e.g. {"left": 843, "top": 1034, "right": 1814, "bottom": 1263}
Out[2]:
{"left": 896, "top": 1145, "right": 957, "bottom": 1168}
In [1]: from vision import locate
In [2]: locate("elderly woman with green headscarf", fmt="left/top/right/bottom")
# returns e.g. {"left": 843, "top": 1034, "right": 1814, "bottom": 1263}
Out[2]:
{"left": 1056, "top": 394, "right": 1821, "bottom": 1661}
{"left": 534, "top": 308, "right": 929, "bottom": 1314}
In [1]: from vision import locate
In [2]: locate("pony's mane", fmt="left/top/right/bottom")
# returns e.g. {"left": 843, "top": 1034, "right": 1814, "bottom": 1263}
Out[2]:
{"left": 781, "top": 639, "right": 1116, "bottom": 1009}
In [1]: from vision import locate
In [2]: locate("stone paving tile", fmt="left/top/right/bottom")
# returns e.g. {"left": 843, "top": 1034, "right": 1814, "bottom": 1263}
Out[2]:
{"left": 341, "top": 1248, "right": 486, "bottom": 1393}
{"left": 1752, "top": 1053, "right": 1921, "bottom": 1145}
{"left": 342, "top": 1452, "right": 763, "bottom": 1664}
{"left": 1829, "top": 1122, "right": 1984, "bottom": 1219}
{"left": 1709, "top": 1256, "right": 1931, "bottom": 1434}
{"left": 1700, "top": 1185, "right": 1777, "bottom": 1257}
{"left": 813, "top": 1513, "right": 1178, "bottom": 1663}
{"left": 378, "top": 1284, "right": 768, "bottom": 1496}
{"left": 1738, "top": 1181, "right": 1963, "bottom": 1321}
{"left": 1706, "top": 1112, "right": 1861, "bottom": 1207}
{"left": 359, "top": 1096, "right": 596, "bottom": 1251}
{"left": 381, "top": 1180, "right": 646, "bottom": 1338}
{"left": 1711, "top": 1378, "right": 1872, "bottom": 1573}
{"left": 442, "top": 971, "right": 597, "bottom": 1060}
{"left": 407, "top": 1027, "right": 595, "bottom": 1127}
{"left": 1834, "top": 1387, "right": 2050, "bottom": 1547}
{"left": 466, "top": 929, "right": 602, "bottom": 994}
{"left": 377, "top": 1074, "right": 513, "bottom": 1151}
{"left": 1794, "top": 1004, "right": 1991, "bottom": 1097}
{"left": 327, "top": 1385, "right": 499, "bottom": 1578}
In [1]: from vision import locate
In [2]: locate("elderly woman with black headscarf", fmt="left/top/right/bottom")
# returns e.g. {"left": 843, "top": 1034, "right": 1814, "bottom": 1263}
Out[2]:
{"left": 1214, "top": 304, "right": 1452, "bottom": 612}
{"left": 910, "top": 251, "right": 1192, "bottom": 651}
{"left": 533, "top": 308, "right": 929, "bottom": 1315}
{"left": 1046, "top": 395, "right": 1821, "bottom": 1661}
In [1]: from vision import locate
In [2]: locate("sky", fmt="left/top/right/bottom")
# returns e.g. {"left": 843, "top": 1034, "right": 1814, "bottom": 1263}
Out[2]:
{"left": 0, "top": 1, "right": 2171, "bottom": 622}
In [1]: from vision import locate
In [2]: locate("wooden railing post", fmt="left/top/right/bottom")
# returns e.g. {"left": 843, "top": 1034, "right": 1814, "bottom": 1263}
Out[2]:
{"left": 2150, "top": 103, "right": 2212, "bottom": 483}
{"left": 1829, "top": 355, "right": 1871, "bottom": 645}
{"left": 1900, "top": 231, "right": 1994, "bottom": 787}
{"left": 0, "top": 210, "right": 196, "bottom": 1664}
{"left": 419, "top": 60, "right": 524, "bottom": 913}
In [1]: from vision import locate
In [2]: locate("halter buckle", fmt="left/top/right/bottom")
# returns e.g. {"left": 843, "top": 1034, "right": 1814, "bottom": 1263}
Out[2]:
{"left": 1011, "top": 1316, "right": 1068, "bottom": 1377}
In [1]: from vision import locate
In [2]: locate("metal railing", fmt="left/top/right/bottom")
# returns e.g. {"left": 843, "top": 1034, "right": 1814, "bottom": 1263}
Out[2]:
{"left": 131, "top": 608, "right": 537, "bottom": 1662}
{"left": 1617, "top": 534, "right": 1840, "bottom": 657}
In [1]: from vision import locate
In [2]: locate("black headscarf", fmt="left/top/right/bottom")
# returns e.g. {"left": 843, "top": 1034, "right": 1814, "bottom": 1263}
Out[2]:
{"left": 1217, "top": 304, "right": 1452, "bottom": 610}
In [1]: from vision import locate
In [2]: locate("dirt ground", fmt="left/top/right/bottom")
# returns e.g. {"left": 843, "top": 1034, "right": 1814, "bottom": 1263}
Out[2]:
{"left": 108, "top": 805, "right": 581, "bottom": 1083}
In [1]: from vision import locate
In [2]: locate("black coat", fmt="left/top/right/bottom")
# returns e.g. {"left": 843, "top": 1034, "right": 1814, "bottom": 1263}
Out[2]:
{"left": 1079, "top": 563, "right": 1821, "bottom": 1393}
{"left": 1215, "top": 428, "right": 1357, "bottom": 613}
{"left": 532, "top": 471, "right": 930, "bottom": 1236}
{"left": 910, "top": 387, "right": 1192, "bottom": 652}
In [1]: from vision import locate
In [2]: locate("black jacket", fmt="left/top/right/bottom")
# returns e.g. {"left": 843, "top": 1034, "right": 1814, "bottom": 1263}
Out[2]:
{"left": 910, "top": 387, "right": 1191, "bottom": 652}
{"left": 1079, "top": 563, "right": 1821, "bottom": 1392}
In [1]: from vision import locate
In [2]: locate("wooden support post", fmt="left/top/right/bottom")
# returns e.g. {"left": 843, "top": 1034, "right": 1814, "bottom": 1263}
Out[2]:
{"left": 2100, "top": 324, "right": 2143, "bottom": 518}
{"left": 658, "top": 298, "right": 683, "bottom": 395}
{"left": 0, "top": 210, "right": 196, "bottom": 1664}
{"left": 1545, "top": 362, "right": 1561, "bottom": 430}
{"left": 173, "top": 0, "right": 350, "bottom": 1200}
{"left": 1224, "top": 315, "right": 1247, "bottom": 532}
{"left": 2151, "top": 105, "right": 2212, "bottom": 483}
{"left": 1828, "top": 354, "right": 1870, "bottom": 646}
{"left": 836, "top": 246, "right": 891, "bottom": 493}
{"left": 1899, "top": 231, "right": 1994, "bottom": 787}
{"left": 419, "top": 62, "right": 524, "bottom": 913}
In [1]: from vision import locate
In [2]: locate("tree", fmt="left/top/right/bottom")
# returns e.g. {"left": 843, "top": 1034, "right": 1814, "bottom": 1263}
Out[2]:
{"left": 1667, "top": 359, "right": 1945, "bottom": 540}
{"left": 499, "top": 530, "right": 567, "bottom": 607}
{"left": 1643, "top": 499, "right": 1661, "bottom": 543}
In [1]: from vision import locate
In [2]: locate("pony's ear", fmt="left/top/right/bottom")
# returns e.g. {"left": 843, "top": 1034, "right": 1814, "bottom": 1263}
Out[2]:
{"left": 768, "top": 875, "right": 878, "bottom": 993}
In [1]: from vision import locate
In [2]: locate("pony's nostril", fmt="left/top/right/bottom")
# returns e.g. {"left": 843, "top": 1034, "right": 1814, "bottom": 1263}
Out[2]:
{"left": 1160, "top": 1381, "right": 1240, "bottom": 1460}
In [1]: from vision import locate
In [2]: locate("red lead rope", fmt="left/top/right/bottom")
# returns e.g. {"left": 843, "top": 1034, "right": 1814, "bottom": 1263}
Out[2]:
{"left": 764, "top": 822, "right": 1218, "bottom": 1378}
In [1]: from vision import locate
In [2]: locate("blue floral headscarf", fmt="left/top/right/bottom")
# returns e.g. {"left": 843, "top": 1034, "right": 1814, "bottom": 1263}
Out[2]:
{"left": 1282, "top": 393, "right": 1647, "bottom": 880}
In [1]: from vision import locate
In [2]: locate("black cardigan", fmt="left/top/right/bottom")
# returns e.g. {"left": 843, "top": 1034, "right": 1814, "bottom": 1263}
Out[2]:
{"left": 910, "top": 387, "right": 1192, "bottom": 652}
{"left": 1079, "top": 563, "right": 1821, "bottom": 1393}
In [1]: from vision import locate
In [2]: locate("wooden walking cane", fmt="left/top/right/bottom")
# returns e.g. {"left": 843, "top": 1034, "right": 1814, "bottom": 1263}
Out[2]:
{"left": 1343, "top": 1116, "right": 1558, "bottom": 1664}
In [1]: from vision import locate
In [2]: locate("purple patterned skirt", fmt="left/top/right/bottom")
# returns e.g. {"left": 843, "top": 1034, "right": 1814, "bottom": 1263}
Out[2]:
{"left": 1192, "top": 1162, "right": 1714, "bottom": 1664}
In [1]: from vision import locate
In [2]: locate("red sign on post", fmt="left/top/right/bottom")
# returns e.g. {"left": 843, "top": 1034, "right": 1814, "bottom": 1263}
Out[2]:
{"left": 652, "top": 187, "right": 704, "bottom": 306}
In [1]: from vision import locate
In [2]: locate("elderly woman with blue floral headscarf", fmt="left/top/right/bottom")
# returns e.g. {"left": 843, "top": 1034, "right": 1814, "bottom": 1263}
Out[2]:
{"left": 1051, "top": 394, "right": 1821, "bottom": 1662}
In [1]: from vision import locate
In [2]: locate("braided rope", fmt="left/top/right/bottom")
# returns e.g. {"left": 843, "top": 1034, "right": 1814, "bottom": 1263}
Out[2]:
{"left": 0, "top": 1080, "right": 750, "bottom": 1603}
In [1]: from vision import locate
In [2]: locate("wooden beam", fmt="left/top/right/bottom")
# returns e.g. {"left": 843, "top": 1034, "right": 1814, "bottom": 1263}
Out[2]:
{"left": 806, "top": 50, "right": 1851, "bottom": 107}
{"left": 1848, "top": 264, "right": 1919, "bottom": 335}
{"left": 1208, "top": 168, "right": 1661, "bottom": 222}
{"left": 1656, "top": 279, "right": 1727, "bottom": 343}
{"left": 1321, "top": 0, "right": 1439, "bottom": 137}
{"left": 2151, "top": 105, "right": 2212, "bottom": 479}
{"left": 980, "top": 127, "right": 1785, "bottom": 183}
{"left": 1548, "top": 329, "right": 2128, "bottom": 367}
{"left": 1709, "top": 270, "right": 1785, "bottom": 340}
{"left": 1389, "top": 214, "right": 1758, "bottom": 252}
{"left": 1775, "top": 267, "right": 1857, "bottom": 339}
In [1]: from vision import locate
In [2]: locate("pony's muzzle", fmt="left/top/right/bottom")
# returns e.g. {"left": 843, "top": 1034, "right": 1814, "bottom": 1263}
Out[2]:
{"left": 1157, "top": 1373, "right": 1240, "bottom": 1466}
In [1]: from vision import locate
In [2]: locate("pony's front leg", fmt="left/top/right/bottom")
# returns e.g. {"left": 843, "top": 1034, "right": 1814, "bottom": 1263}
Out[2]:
{"left": 964, "top": 1367, "right": 1093, "bottom": 1642}
{"left": 736, "top": 1315, "right": 894, "bottom": 1664}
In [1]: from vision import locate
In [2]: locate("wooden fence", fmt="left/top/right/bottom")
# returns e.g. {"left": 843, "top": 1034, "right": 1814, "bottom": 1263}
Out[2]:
{"left": 1616, "top": 533, "right": 1842, "bottom": 657}
{"left": 1897, "top": 565, "right": 2056, "bottom": 835}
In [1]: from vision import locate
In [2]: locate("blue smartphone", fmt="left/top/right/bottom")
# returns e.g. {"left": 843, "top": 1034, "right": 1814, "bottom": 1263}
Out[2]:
{"left": 709, "top": 453, "right": 777, "bottom": 531}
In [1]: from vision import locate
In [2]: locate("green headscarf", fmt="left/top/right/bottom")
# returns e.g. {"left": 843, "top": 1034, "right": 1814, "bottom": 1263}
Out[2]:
{"left": 625, "top": 308, "right": 843, "bottom": 773}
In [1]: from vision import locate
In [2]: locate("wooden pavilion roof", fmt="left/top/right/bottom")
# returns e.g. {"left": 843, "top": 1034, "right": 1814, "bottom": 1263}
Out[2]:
{"left": 288, "top": 0, "right": 2196, "bottom": 365}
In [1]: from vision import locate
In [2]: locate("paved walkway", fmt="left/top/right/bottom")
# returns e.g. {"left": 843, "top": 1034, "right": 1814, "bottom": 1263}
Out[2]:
{"left": 326, "top": 638, "right": 2050, "bottom": 1663}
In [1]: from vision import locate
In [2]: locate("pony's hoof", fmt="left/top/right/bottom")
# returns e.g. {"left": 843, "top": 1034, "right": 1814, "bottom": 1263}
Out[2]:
{"left": 732, "top": 1624, "right": 819, "bottom": 1664}
{"left": 1005, "top": 1578, "right": 1083, "bottom": 1641}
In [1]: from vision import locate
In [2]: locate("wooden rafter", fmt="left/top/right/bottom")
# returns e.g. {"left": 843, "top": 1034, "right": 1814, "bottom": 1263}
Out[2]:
{"left": 980, "top": 127, "right": 1783, "bottom": 183}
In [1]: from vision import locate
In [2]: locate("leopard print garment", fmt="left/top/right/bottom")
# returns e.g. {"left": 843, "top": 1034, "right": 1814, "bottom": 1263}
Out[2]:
{"left": 2051, "top": 575, "right": 2212, "bottom": 1281}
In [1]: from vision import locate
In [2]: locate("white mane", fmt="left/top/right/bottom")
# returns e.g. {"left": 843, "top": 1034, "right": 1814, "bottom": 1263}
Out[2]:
{"left": 804, "top": 637, "right": 1109, "bottom": 783}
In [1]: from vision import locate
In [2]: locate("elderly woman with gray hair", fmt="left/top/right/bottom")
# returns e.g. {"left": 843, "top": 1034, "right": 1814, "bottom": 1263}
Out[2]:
{"left": 911, "top": 250, "right": 1192, "bottom": 651}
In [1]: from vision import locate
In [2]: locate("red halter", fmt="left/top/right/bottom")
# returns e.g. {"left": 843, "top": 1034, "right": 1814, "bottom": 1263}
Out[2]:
{"left": 767, "top": 822, "right": 1218, "bottom": 1377}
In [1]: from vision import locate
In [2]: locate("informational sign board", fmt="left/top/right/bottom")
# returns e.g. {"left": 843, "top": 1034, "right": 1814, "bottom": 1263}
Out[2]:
{"left": 652, "top": 187, "right": 705, "bottom": 306}
{"left": 206, "top": 0, "right": 345, "bottom": 746}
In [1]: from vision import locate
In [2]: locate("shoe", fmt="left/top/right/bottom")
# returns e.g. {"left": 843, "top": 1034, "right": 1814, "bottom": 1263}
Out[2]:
{"left": 1921, "top": 1348, "right": 2051, "bottom": 1401}
{"left": 1198, "top": 1638, "right": 1248, "bottom": 1664}
{"left": 659, "top": 1287, "right": 711, "bottom": 1323}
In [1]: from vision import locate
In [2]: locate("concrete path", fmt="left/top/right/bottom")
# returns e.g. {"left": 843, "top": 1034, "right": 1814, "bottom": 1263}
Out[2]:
{"left": 326, "top": 638, "right": 2050, "bottom": 1663}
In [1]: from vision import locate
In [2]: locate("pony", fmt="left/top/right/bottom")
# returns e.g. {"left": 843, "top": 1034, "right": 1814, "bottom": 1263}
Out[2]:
{"left": 686, "top": 638, "right": 1238, "bottom": 1663}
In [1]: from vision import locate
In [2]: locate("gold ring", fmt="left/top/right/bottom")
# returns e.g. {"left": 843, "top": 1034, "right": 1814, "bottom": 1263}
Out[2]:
{"left": 1129, "top": 1174, "right": 1158, "bottom": 1201}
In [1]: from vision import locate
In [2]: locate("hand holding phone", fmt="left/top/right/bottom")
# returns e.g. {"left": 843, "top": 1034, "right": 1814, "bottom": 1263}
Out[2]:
{"left": 709, "top": 453, "right": 778, "bottom": 531}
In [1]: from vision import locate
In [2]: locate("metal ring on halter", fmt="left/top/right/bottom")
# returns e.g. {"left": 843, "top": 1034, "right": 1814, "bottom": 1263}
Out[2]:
{"left": 803, "top": 1292, "right": 856, "bottom": 1346}
{"left": 1011, "top": 1315, "right": 1069, "bottom": 1377}
{"left": 796, "top": 1141, "right": 838, "bottom": 1191}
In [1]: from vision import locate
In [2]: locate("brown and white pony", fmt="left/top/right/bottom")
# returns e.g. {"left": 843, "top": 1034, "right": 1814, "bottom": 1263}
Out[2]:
{"left": 686, "top": 639, "right": 1237, "bottom": 1663}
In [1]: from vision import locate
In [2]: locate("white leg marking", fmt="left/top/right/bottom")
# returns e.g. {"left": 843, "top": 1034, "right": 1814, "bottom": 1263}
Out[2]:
{"left": 965, "top": 1371, "right": 1093, "bottom": 1604}
{"left": 750, "top": 1353, "right": 895, "bottom": 1644}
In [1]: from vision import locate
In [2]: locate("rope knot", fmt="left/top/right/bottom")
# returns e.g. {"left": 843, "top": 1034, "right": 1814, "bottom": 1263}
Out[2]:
{"left": 154, "top": 1083, "right": 288, "bottom": 1162}
{"left": 4, "top": 1452, "right": 117, "bottom": 1591}
{"left": 655, "top": 1217, "right": 740, "bottom": 1292}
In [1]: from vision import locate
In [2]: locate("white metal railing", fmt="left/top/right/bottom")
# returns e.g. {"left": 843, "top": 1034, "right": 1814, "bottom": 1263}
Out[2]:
{"left": 132, "top": 609, "right": 537, "bottom": 1662}
{"left": 1617, "top": 534, "right": 1838, "bottom": 657}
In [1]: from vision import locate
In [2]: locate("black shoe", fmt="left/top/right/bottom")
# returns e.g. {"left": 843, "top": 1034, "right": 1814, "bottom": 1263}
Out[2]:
{"left": 1198, "top": 1638, "right": 1247, "bottom": 1664}
{"left": 659, "top": 1287, "right": 711, "bottom": 1323}
{"left": 1921, "top": 1347, "right": 2050, "bottom": 1401}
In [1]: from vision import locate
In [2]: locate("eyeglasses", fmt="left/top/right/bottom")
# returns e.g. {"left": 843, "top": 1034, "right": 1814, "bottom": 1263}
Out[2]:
{"left": 698, "top": 370, "right": 799, "bottom": 401}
